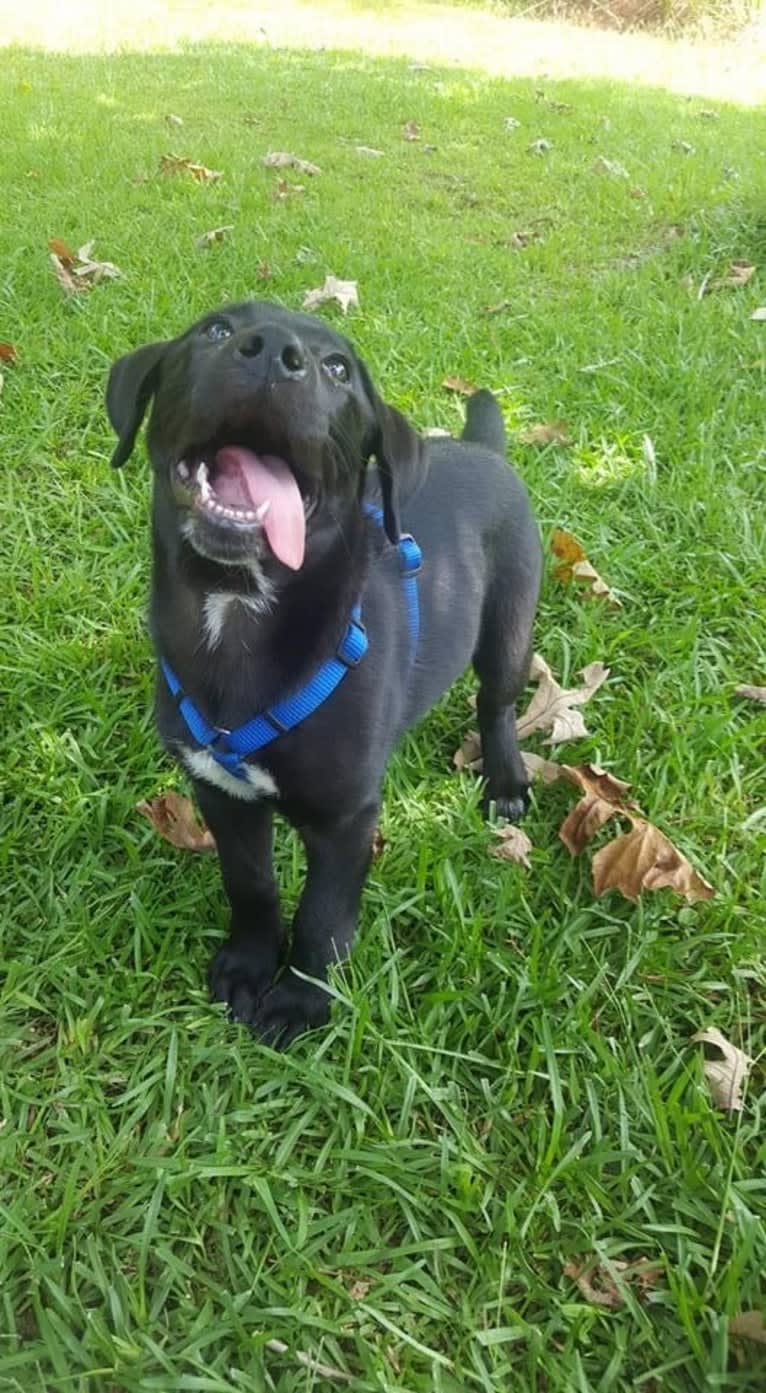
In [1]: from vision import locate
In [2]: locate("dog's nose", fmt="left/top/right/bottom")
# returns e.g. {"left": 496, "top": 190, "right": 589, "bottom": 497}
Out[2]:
{"left": 235, "top": 325, "right": 307, "bottom": 381}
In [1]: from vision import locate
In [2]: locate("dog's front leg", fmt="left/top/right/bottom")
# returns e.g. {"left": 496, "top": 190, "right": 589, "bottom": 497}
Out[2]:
{"left": 253, "top": 801, "right": 380, "bottom": 1048}
{"left": 192, "top": 782, "right": 284, "bottom": 1025}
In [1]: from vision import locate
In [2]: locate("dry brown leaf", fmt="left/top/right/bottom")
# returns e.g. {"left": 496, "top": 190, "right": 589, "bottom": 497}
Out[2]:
{"left": 485, "top": 300, "right": 513, "bottom": 316}
{"left": 592, "top": 156, "right": 629, "bottom": 178}
{"left": 48, "top": 236, "right": 75, "bottom": 264}
{"left": 263, "top": 151, "right": 321, "bottom": 176}
{"left": 49, "top": 237, "right": 121, "bottom": 294}
{"left": 256, "top": 261, "right": 271, "bottom": 281}
{"left": 302, "top": 275, "right": 359, "bottom": 315}
{"left": 508, "top": 230, "right": 536, "bottom": 249}
{"left": 453, "top": 730, "right": 482, "bottom": 772}
{"left": 564, "top": 1258, "right": 660, "bottom": 1308}
{"left": 528, "top": 138, "right": 552, "bottom": 154}
{"left": 517, "top": 653, "right": 609, "bottom": 745}
{"left": 354, "top": 145, "right": 384, "bottom": 158}
{"left": 706, "top": 260, "right": 755, "bottom": 293}
{"left": 735, "top": 683, "right": 766, "bottom": 703}
{"left": 729, "top": 1311, "right": 766, "bottom": 1344}
{"left": 558, "top": 765, "right": 638, "bottom": 855}
{"left": 166, "top": 113, "right": 184, "bottom": 128}
{"left": 0, "top": 342, "right": 17, "bottom": 365}
{"left": 750, "top": 307, "right": 766, "bottom": 322}
{"left": 160, "top": 153, "right": 223, "bottom": 182}
{"left": 136, "top": 792, "right": 216, "bottom": 853}
{"left": 402, "top": 120, "right": 420, "bottom": 141}
{"left": 592, "top": 819, "right": 714, "bottom": 903}
{"left": 349, "top": 1279, "right": 372, "bottom": 1301}
{"left": 442, "top": 374, "right": 477, "bottom": 397}
{"left": 50, "top": 253, "right": 81, "bottom": 295}
{"left": 518, "top": 421, "right": 570, "bottom": 446}
{"left": 693, "top": 1027, "right": 753, "bottom": 1113}
{"left": 274, "top": 178, "right": 305, "bottom": 200}
{"left": 521, "top": 750, "right": 563, "bottom": 783}
{"left": 196, "top": 225, "right": 233, "bottom": 249}
{"left": 551, "top": 528, "right": 621, "bottom": 606}
{"left": 490, "top": 824, "right": 532, "bottom": 869}
{"left": 371, "top": 828, "right": 386, "bottom": 861}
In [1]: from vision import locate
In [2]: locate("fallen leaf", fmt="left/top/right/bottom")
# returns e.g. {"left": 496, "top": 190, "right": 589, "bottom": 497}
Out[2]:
{"left": 528, "top": 138, "right": 552, "bottom": 154}
{"left": 485, "top": 300, "right": 513, "bottom": 316}
{"left": 371, "top": 828, "right": 386, "bottom": 861}
{"left": 0, "top": 371, "right": 4, "bottom": 398}
{"left": 729, "top": 1311, "right": 766, "bottom": 1344}
{"left": 166, "top": 113, "right": 184, "bottom": 127}
{"left": 592, "top": 820, "right": 714, "bottom": 903}
{"left": 0, "top": 342, "right": 17, "bottom": 364}
{"left": 551, "top": 528, "right": 621, "bottom": 606}
{"left": 490, "top": 824, "right": 532, "bottom": 869}
{"left": 506, "top": 230, "right": 537, "bottom": 249}
{"left": 521, "top": 750, "right": 564, "bottom": 783}
{"left": 159, "top": 153, "right": 223, "bottom": 182}
{"left": 274, "top": 178, "right": 305, "bottom": 200}
{"left": 693, "top": 1027, "right": 753, "bottom": 1112}
{"left": 256, "top": 261, "right": 271, "bottom": 281}
{"left": 558, "top": 764, "right": 638, "bottom": 854}
{"left": 453, "top": 730, "right": 483, "bottom": 772}
{"left": 49, "top": 237, "right": 121, "bottom": 294}
{"left": 592, "top": 156, "right": 629, "bottom": 178}
{"left": 302, "top": 275, "right": 359, "bottom": 314}
{"left": 349, "top": 1280, "right": 372, "bottom": 1301}
{"left": 136, "top": 792, "right": 216, "bottom": 852}
{"left": 517, "top": 654, "right": 609, "bottom": 745}
{"left": 442, "top": 374, "right": 477, "bottom": 396}
{"left": 706, "top": 260, "right": 755, "bottom": 293}
{"left": 48, "top": 236, "right": 75, "bottom": 263}
{"left": 402, "top": 120, "right": 420, "bottom": 141}
{"left": 735, "top": 683, "right": 766, "bottom": 703}
{"left": 699, "top": 108, "right": 719, "bottom": 121}
{"left": 50, "top": 252, "right": 80, "bottom": 295}
{"left": 750, "top": 307, "right": 766, "bottom": 321}
{"left": 672, "top": 139, "right": 695, "bottom": 155}
{"left": 564, "top": 1258, "right": 660, "bottom": 1308}
{"left": 504, "top": 116, "right": 521, "bottom": 130}
{"left": 195, "top": 225, "right": 233, "bottom": 249}
{"left": 263, "top": 151, "right": 321, "bottom": 175}
{"left": 629, "top": 186, "right": 648, "bottom": 199}
{"left": 517, "top": 420, "right": 570, "bottom": 446}
{"left": 355, "top": 145, "right": 384, "bottom": 157}
{"left": 535, "top": 91, "right": 573, "bottom": 113}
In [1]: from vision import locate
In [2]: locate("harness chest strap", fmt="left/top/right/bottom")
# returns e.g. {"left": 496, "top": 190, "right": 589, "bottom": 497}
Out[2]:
{"left": 161, "top": 515, "right": 422, "bottom": 781}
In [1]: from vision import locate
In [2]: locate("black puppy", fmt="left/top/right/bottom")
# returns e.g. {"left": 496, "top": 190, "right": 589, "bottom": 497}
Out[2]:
{"left": 107, "top": 302, "right": 542, "bottom": 1045}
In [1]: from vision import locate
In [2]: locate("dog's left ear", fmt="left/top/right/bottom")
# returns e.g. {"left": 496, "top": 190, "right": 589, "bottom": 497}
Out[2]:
{"left": 359, "top": 363, "right": 427, "bottom": 544}
{"left": 106, "top": 341, "right": 168, "bottom": 468}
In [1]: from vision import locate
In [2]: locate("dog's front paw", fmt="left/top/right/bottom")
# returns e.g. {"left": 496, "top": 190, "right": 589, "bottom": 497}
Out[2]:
{"left": 486, "top": 784, "right": 530, "bottom": 824}
{"left": 252, "top": 974, "right": 332, "bottom": 1049}
{"left": 208, "top": 939, "right": 277, "bottom": 1025}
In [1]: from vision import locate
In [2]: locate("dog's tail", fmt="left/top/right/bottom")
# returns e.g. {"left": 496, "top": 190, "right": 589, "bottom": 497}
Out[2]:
{"left": 461, "top": 389, "right": 506, "bottom": 457}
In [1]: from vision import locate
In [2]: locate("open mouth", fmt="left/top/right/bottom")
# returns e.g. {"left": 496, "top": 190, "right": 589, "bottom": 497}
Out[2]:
{"left": 175, "top": 444, "right": 307, "bottom": 570}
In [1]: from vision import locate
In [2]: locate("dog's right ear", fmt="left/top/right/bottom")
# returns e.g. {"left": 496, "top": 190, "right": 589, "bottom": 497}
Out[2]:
{"left": 106, "top": 342, "right": 167, "bottom": 467}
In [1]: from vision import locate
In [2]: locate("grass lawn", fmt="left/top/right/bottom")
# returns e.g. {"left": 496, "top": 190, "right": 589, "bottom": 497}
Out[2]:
{"left": 1, "top": 28, "right": 765, "bottom": 1393}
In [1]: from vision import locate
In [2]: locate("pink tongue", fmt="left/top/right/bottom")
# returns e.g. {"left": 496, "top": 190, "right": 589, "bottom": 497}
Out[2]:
{"left": 214, "top": 447, "right": 305, "bottom": 570}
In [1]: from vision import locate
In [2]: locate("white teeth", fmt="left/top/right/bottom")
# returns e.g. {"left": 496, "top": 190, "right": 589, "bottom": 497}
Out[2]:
{"left": 177, "top": 460, "right": 190, "bottom": 480}
{"left": 255, "top": 499, "right": 271, "bottom": 521}
{"left": 196, "top": 461, "right": 208, "bottom": 486}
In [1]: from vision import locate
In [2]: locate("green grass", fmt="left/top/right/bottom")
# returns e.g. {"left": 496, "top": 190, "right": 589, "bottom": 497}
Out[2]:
{"left": 1, "top": 37, "right": 765, "bottom": 1393}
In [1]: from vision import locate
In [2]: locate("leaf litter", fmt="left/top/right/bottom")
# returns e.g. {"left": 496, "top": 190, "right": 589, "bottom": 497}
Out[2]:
{"left": 49, "top": 238, "right": 122, "bottom": 295}
{"left": 692, "top": 1027, "right": 753, "bottom": 1112}
{"left": 159, "top": 153, "right": 223, "bottom": 182}
{"left": 263, "top": 151, "right": 321, "bottom": 176}
{"left": 735, "top": 683, "right": 766, "bottom": 703}
{"left": 517, "top": 421, "right": 570, "bottom": 445}
{"left": 196, "top": 225, "right": 233, "bottom": 249}
{"left": 302, "top": 276, "right": 359, "bottom": 314}
{"left": 136, "top": 793, "right": 216, "bottom": 852}
{"left": 564, "top": 1257, "right": 661, "bottom": 1308}
{"left": 551, "top": 528, "right": 621, "bottom": 606}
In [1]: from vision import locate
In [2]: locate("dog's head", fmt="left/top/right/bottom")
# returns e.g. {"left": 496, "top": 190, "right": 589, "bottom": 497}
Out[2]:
{"left": 106, "top": 301, "right": 425, "bottom": 577}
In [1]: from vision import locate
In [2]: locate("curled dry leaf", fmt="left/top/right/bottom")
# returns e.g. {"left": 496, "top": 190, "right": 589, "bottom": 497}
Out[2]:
{"left": 528, "top": 138, "right": 552, "bottom": 154}
{"left": 516, "top": 653, "right": 609, "bottom": 745}
{"left": 706, "top": 261, "right": 755, "bottom": 293}
{"left": 558, "top": 764, "right": 638, "bottom": 855}
{"left": 0, "top": 342, "right": 18, "bottom": 364}
{"left": 551, "top": 528, "right": 621, "bottom": 606}
{"left": 693, "top": 1026, "right": 753, "bottom": 1113}
{"left": 355, "top": 145, "right": 384, "bottom": 157}
{"left": 49, "top": 237, "right": 121, "bottom": 294}
{"left": 729, "top": 1311, "right": 766, "bottom": 1344}
{"left": 442, "top": 374, "right": 477, "bottom": 397}
{"left": 564, "top": 1258, "right": 660, "bottom": 1308}
{"left": 453, "top": 729, "right": 483, "bottom": 772}
{"left": 750, "top": 307, "right": 766, "bottom": 322}
{"left": 136, "top": 792, "right": 216, "bottom": 852}
{"left": 504, "top": 116, "right": 521, "bottom": 130}
{"left": 592, "top": 819, "right": 714, "bottom": 904}
{"left": 485, "top": 300, "right": 513, "bottom": 316}
{"left": 402, "top": 120, "right": 420, "bottom": 141}
{"left": 672, "top": 139, "right": 695, "bottom": 155}
{"left": 256, "top": 261, "right": 271, "bottom": 281}
{"left": 160, "top": 153, "right": 223, "bottom": 182}
{"left": 274, "top": 178, "right": 305, "bottom": 200}
{"left": 370, "top": 828, "right": 386, "bottom": 861}
{"left": 302, "top": 275, "right": 359, "bottom": 315}
{"left": 490, "top": 824, "right": 532, "bottom": 869}
{"left": 592, "top": 156, "right": 629, "bottom": 178}
{"left": 166, "top": 113, "right": 184, "bottom": 127}
{"left": 517, "top": 421, "right": 570, "bottom": 446}
{"left": 735, "top": 683, "right": 766, "bottom": 704}
{"left": 263, "top": 151, "right": 322, "bottom": 175}
{"left": 195, "top": 225, "right": 233, "bottom": 249}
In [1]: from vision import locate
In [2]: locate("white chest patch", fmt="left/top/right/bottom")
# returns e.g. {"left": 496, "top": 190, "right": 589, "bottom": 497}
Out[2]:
{"left": 202, "top": 588, "right": 276, "bottom": 650}
{"left": 180, "top": 746, "right": 279, "bottom": 801}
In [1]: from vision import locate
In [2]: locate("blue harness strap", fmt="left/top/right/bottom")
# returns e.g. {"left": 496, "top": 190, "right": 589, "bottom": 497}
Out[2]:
{"left": 162, "top": 510, "right": 422, "bottom": 781}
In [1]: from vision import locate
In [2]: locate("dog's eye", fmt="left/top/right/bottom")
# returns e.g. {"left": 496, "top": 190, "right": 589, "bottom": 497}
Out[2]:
{"left": 323, "top": 354, "right": 350, "bottom": 384}
{"left": 205, "top": 320, "right": 233, "bottom": 343}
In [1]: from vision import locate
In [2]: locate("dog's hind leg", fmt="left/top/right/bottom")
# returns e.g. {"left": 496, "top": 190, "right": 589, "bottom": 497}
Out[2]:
{"left": 193, "top": 783, "right": 285, "bottom": 1025}
{"left": 472, "top": 551, "right": 540, "bottom": 822}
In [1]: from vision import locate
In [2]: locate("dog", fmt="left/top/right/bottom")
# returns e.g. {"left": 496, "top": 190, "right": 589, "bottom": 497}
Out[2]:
{"left": 107, "top": 302, "right": 542, "bottom": 1046}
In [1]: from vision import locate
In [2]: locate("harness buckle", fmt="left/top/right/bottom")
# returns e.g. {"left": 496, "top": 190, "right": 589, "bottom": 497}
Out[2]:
{"left": 263, "top": 710, "right": 289, "bottom": 734}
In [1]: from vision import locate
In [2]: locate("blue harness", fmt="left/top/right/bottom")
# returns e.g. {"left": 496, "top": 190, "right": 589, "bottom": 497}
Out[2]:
{"left": 160, "top": 505, "right": 422, "bottom": 783}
